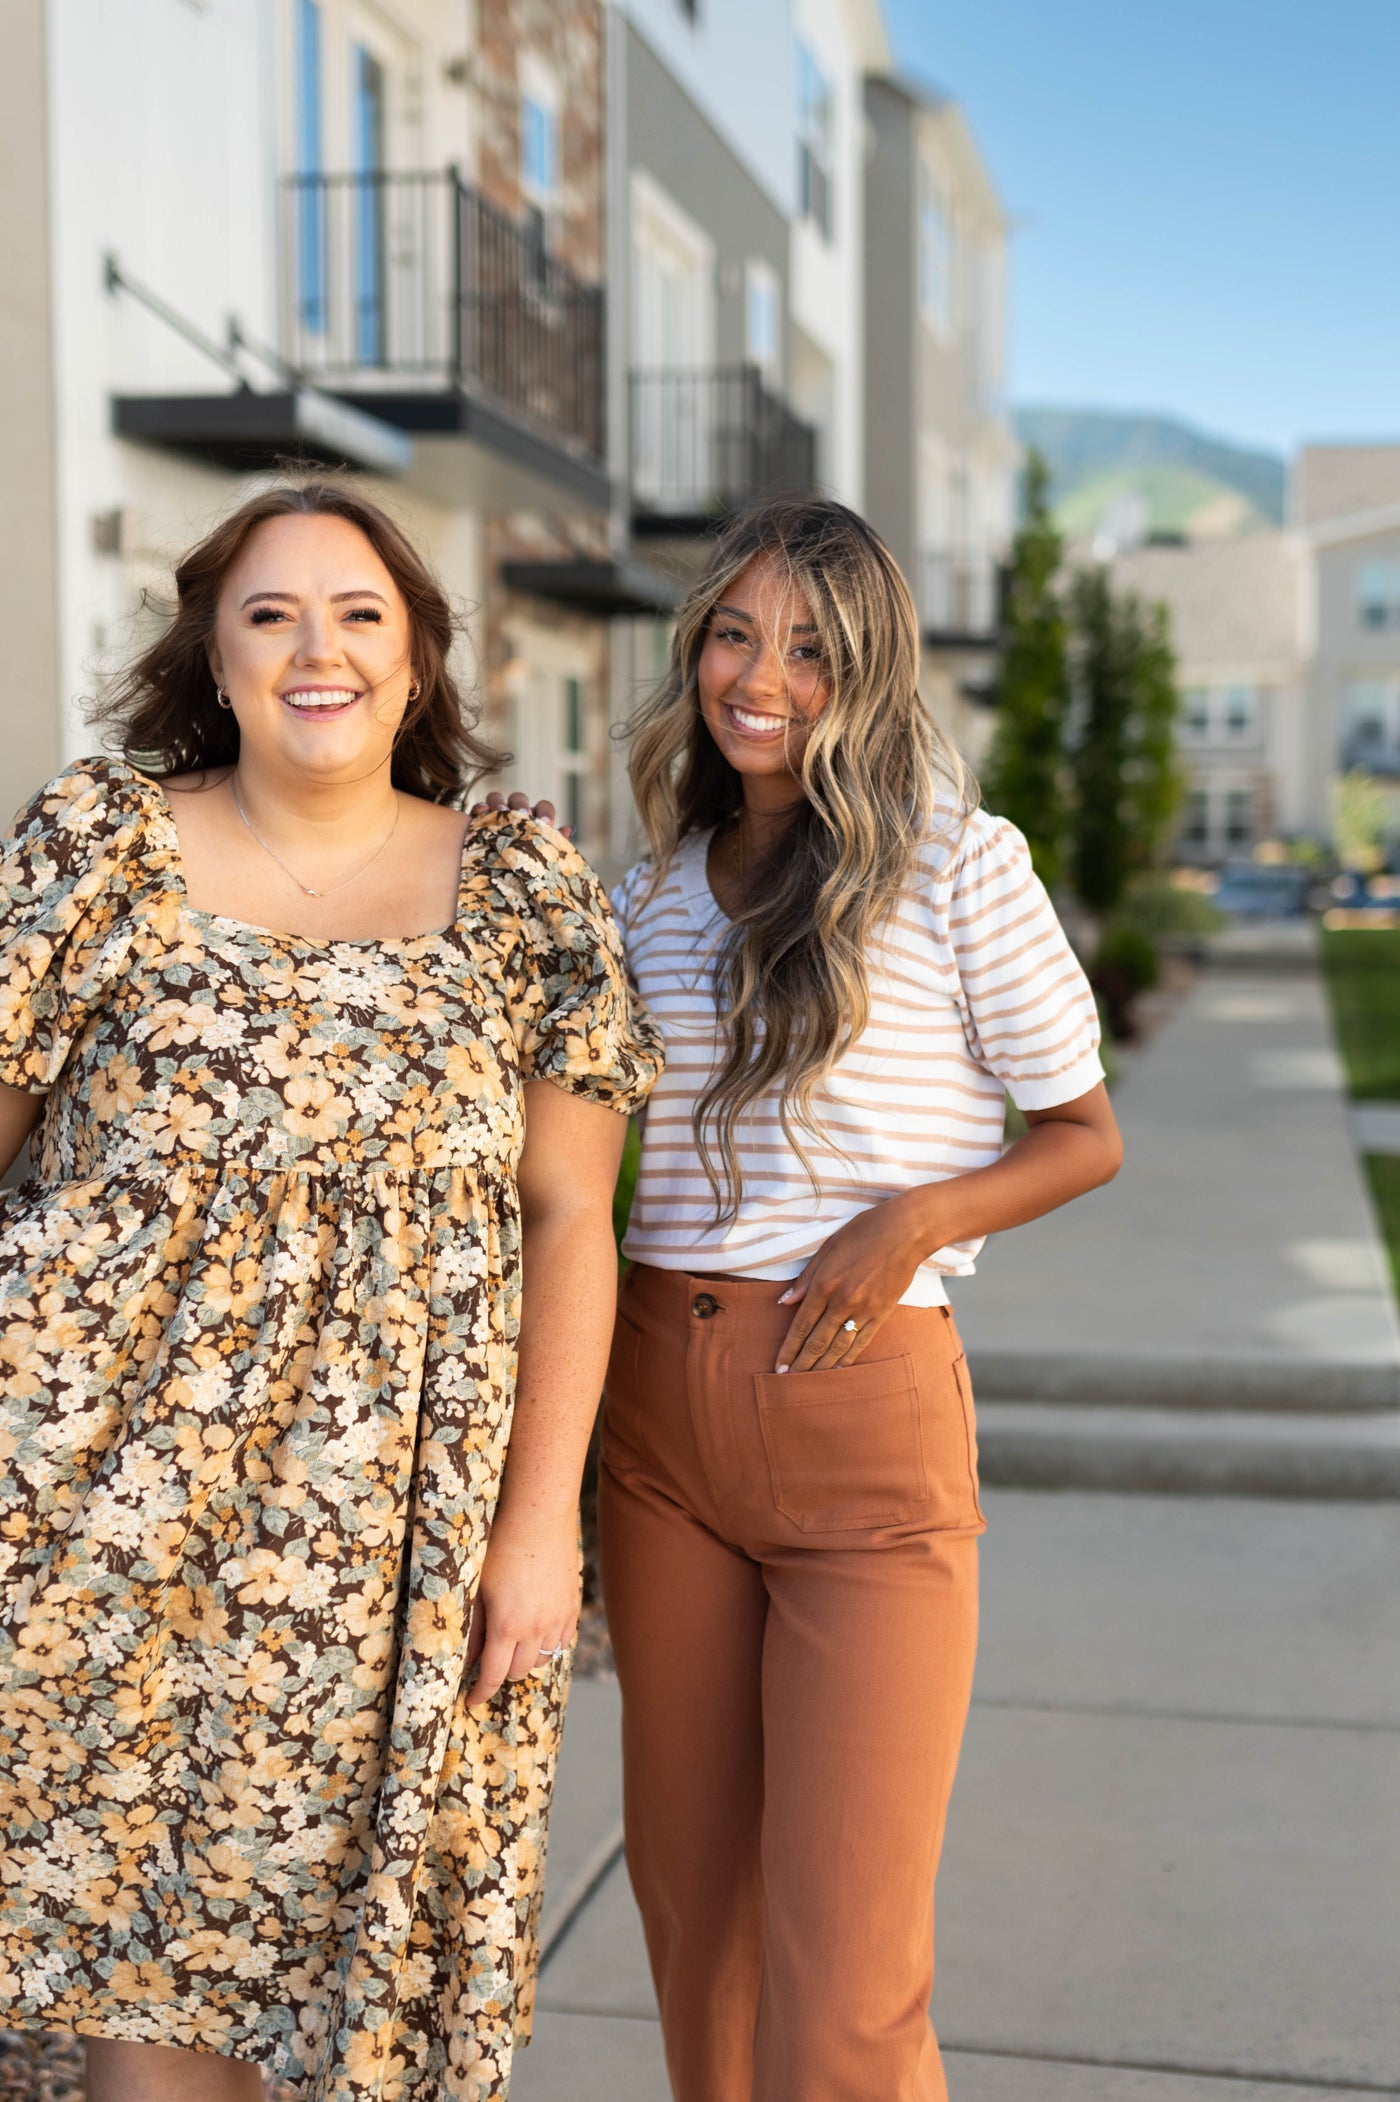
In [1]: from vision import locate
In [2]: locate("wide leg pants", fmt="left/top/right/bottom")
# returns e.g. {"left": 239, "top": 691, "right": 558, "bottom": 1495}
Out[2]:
{"left": 598, "top": 1264, "right": 985, "bottom": 2102}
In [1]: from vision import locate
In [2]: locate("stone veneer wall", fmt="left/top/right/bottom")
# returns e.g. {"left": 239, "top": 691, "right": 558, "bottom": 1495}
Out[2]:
{"left": 474, "top": 0, "right": 605, "bottom": 283}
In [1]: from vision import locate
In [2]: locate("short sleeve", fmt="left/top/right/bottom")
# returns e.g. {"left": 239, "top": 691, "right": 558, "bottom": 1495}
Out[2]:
{"left": 468, "top": 813, "right": 663, "bottom": 1114}
{"left": 945, "top": 812, "right": 1105, "bottom": 1111}
{"left": 0, "top": 760, "right": 152, "bottom": 1094}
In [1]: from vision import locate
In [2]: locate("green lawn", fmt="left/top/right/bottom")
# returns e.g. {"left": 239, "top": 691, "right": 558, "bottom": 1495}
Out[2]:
{"left": 1319, "top": 928, "right": 1400, "bottom": 1299}
{"left": 1319, "top": 928, "right": 1400, "bottom": 1099}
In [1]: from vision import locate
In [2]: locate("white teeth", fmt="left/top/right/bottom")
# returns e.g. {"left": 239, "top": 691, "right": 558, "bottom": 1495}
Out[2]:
{"left": 731, "top": 707, "right": 785, "bottom": 732}
{"left": 284, "top": 690, "right": 359, "bottom": 709}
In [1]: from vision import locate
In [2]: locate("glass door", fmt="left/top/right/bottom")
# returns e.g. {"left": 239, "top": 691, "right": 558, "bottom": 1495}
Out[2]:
{"left": 351, "top": 43, "right": 386, "bottom": 366}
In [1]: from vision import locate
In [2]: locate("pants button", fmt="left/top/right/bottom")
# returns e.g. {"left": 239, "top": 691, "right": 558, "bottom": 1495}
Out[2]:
{"left": 691, "top": 1293, "right": 718, "bottom": 1319}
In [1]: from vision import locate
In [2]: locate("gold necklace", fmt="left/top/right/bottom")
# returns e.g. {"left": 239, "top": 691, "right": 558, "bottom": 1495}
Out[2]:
{"left": 230, "top": 778, "right": 400, "bottom": 900}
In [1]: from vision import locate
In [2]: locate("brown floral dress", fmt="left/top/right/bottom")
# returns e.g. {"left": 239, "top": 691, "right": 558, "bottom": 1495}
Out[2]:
{"left": 0, "top": 759, "right": 661, "bottom": 2098}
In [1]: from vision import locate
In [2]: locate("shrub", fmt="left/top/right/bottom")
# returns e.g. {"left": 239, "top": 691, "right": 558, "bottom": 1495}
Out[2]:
{"left": 1115, "top": 874, "right": 1225, "bottom": 944}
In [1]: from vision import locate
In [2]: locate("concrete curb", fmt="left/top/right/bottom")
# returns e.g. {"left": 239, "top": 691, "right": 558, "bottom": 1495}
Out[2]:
{"left": 968, "top": 1351, "right": 1400, "bottom": 1412}
{"left": 977, "top": 1402, "right": 1400, "bottom": 1499}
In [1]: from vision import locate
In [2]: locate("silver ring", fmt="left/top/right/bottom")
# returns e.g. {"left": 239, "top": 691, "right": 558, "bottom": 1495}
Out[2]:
{"left": 537, "top": 1645, "right": 567, "bottom": 1661}
{"left": 842, "top": 1318, "right": 858, "bottom": 1333}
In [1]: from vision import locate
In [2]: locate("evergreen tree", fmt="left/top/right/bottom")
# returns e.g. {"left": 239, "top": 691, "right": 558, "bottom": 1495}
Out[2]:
{"left": 1121, "top": 595, "right": 1183, "bottom": 878}
{"left": 982, "top": 453, "right": 1072, "bottom": 886}
{"left": 1068, "top": 571, "right": 1182, "bottom": 915}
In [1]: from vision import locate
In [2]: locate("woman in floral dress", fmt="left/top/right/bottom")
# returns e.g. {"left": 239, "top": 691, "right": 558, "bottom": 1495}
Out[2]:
{"left": 0, "top": 483, "right": 661, "bottom": 2102}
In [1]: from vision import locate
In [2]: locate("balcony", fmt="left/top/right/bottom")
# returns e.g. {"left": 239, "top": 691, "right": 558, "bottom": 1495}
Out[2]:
{"left": 919, "top": 549, "right": 1003, "bottom": 647}
{"left": 629, "top": 366, "right": 817, "bottom": 535}
{"left": 283, "top": 169, "right": 607, "bottom": 502}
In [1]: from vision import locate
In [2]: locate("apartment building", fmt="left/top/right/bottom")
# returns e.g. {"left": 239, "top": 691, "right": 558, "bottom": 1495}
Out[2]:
{"left": 4, "top": 0, "right": 1016, "bottom": 866}
{"left": 3, "top": 0, "right": 627, "bottom": 854}
{"left": 1110, "top": 534, "right": 1309, "bottom": 862}
{"left": 863, "top": 72, "right": 1017, "bottom": 768}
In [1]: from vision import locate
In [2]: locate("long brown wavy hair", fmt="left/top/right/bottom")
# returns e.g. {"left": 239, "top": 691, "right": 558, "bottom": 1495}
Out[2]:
{"left": 627, "top": 494, "right": 977, "bottom": 1214}
{"left": 92, "top": 478, "right": 501, "bottom": 803}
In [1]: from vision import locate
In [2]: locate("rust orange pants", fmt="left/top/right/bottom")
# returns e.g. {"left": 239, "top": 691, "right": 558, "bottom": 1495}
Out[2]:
{"left": 598, "top": 1264, "right": 985, "bottom": 2102}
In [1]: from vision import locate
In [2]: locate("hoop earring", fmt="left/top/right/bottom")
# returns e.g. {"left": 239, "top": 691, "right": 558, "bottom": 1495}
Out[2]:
{"left": 216, "top": 687, "right": 232, "bottom": 709}
{"left": 408, "top": 681, "right": 421, "bottom": 702}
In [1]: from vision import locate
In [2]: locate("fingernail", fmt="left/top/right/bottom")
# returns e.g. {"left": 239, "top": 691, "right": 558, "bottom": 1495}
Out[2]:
{"left": 777, "top": 1290, "right": 794, "bottom": 1303}
{"left": 776, "top": 1363, "right": 789, "bottom": 1375}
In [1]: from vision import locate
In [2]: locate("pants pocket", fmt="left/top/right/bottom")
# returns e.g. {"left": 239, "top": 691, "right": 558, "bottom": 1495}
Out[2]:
{"left": 950, "top": 1350, "right": 985, "bottom": 1526}
{"left": 754, "top": 1353, "right": 926, "bottom": 1532}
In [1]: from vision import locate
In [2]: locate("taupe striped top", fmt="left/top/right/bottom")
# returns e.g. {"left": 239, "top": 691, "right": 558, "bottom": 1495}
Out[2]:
{"left": 612, "top": 803, "right": 1104, "bottom": 1306}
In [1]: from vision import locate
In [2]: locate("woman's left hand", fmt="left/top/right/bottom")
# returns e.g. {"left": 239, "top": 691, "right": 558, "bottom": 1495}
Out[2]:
{"left": 464, "top": 1507, "right": 581, "bottom": 1709}
{"left": 773, "top": 1189, "right": 940, "bottom": 1374}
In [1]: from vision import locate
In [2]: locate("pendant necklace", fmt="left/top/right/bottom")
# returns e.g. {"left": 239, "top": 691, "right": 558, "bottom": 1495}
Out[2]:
{"left": 230, "top": 777, "right": 400, "bottom": 899}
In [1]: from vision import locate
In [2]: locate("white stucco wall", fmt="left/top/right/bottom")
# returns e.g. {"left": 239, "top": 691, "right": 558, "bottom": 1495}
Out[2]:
{"left": 617, "top": 0, "right": 796, "bottom": 217}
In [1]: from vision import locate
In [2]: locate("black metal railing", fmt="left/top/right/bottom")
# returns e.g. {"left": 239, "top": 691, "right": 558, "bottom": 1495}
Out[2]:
{"left": 629, "top": 366, "right": 817, "bottom": 524}
{"left": 282, "top": 170, "right": 605, "bottom": 457}
{"left": 919, "top": 549, "right": 1002, "bottom": 639}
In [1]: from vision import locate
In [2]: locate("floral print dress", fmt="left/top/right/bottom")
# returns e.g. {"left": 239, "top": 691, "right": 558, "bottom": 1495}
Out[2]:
{"left": 0, "top": 759, "right": 661, "bottom": 2099}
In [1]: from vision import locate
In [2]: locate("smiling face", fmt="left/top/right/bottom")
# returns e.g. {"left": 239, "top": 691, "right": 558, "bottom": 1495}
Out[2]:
{"left": 695, "top": 553, "right": 832, "bottom": 800}
{"left": 207, "top": 512, "right": 416, "bottom": 785}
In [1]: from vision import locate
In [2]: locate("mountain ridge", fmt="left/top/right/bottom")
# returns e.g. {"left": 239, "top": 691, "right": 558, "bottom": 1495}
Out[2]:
{"left": 1015, "top": 406, "right": 1287, "bottom": 535}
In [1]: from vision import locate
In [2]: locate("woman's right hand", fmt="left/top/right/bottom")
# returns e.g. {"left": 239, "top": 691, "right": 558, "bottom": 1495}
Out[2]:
{"left": 469, "top": 790, "right": 572, "bottom": 840}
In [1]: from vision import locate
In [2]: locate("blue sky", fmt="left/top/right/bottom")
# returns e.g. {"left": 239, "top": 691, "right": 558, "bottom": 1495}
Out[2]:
{"left": 881, "top": 0, "right": 1400, "bottom": 457}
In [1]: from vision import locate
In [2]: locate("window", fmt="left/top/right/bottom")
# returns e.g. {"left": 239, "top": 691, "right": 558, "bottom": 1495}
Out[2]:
{"left": 917, "top": 158, "right": 952, "bottom": 332}
{"left": 1224, "top": 789, "right": 1254, "bottom": 849}
{"left": 295, "top": 0, "right": 325, "bottom": 333}
{"left": 1181, "top": 789, "right": 1210, "bottom": 847}
{"left": 1182, "top": 686, "right": 1211, "bottom": 738}
{"left": 745, "top": 261, "right": 780, "bottom": 377}
{"left": 796, "top": 43, "right": 833, "bottom": 240}
{"left": 1356, "top": 562, "right": 1400, "bottom": 630}
{"left": 520, "top": 92, "right": 558, "bottom": 202}
{"left": 520, "top": 64, "right": 559, "bottom": 271}
{"left": 1222, "top": 684, "right": 1255, "bottom": 738}
{"left": 351, "top": 44, "right": 386, "bottom": 365}
{"left": 1343, "top": 678, "right": 1400, "bottom": 769}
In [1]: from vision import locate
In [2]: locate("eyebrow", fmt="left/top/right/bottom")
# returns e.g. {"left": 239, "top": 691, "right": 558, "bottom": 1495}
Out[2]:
{"left": 714, "top": 601, "right": 818, "bottom": 634}
{"left": 240, "top": 588, "right": 390, "bottom": 609}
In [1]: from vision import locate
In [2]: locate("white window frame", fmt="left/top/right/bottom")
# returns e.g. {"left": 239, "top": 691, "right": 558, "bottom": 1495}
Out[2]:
{"left": 1221, "top": 683, "right": 1256, "bottom": 740}
{"left": 917, "top": 156, "right": 953, "bottom": 334}
{"left": 796, "top": 41, "right": 834, "bottom": 241}
{"left": 1356, "top": 561, "right": 1400, "bottom": 631}
{"left": 519, "top": 53, "right": 561, "bottom": 211}
{"left": 744, "top": 259, "right": 781, "bottom": 380}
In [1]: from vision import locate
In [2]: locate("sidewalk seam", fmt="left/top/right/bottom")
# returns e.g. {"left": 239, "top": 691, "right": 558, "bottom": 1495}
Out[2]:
{"left": 539, "top": 1821, "right": 626, "bottom": 1969}
{"left": 971, "top": 1695, "right": 1400, "bottom": 1735}
{"left": 939, "top": 2040, "right": 1400, "bottom": 2093}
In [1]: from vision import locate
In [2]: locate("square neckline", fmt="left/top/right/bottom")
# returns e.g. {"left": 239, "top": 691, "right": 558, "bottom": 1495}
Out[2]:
{"left": 135, "top": 764, "right": 475, "bottom": 952}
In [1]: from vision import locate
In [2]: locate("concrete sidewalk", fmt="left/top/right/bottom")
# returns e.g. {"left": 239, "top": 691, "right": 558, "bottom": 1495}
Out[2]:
{"left": 953, "top": 931, "right": 1400, "bottom": 1411}
{"left": 514, "top": 1489, "right": 1400, "bottom": 2101}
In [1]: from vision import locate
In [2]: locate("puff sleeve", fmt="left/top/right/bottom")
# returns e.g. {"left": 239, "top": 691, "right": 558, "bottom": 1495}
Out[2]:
{"left": 0, "top": 761, "right": 152, "bottom": 1094}
{"left": 467, "top": 812, "right": 663, "bottom": 1114}
{"left": 945, "top": 810, "right": 1105, "bottom": 1110}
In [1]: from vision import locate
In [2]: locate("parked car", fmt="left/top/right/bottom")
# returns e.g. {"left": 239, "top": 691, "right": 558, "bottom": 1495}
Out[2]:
{"left": 1209, "top": 863, "right": 1311, "bottom": 918}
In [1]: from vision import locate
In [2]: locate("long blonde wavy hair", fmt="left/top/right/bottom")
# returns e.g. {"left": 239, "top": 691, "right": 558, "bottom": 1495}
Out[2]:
{"left": 627, "top": 494, "right": 978, "bottom": 1214}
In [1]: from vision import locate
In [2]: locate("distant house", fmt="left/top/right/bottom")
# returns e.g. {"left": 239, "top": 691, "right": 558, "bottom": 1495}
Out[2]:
{"left": 1109, "top": 535, "right": 1309, "bottom": 863}
{"left": 1103, "top": 444, "right": 1400, "bottom": 865}
{"left": 1291, "top": 446, "right": 1400, "bottom": 818}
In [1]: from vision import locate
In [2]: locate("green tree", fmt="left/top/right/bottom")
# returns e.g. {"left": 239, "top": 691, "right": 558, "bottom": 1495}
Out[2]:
{"left": 982, "top": 452, "right": 1073, "bottom": 885}
{"left": 1068, "top": 570, "right": 1182, "bottom": 915}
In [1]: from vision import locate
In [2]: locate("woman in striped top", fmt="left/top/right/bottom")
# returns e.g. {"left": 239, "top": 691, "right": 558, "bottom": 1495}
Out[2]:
{"left": 596, "top": 495, "right": 1122, "bottom": 2102}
